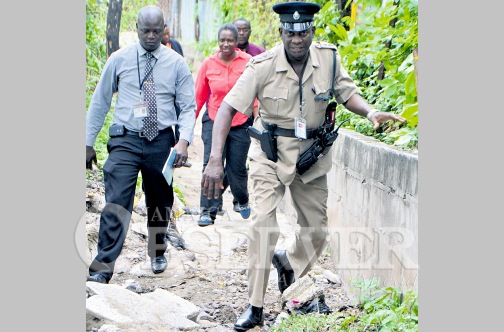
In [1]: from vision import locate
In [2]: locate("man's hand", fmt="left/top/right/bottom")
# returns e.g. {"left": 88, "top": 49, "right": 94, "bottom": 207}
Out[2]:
{"left": 200, "top": 101, "right": 235, "bottom": 199}
{"left": 201, "top": 155, "right": 224, "bottom": 199}
{"left": 368, "top": 111, "right": 406, "bottom": 130}
{"left": 343, "top": 95, "right": 406, "bottom": 130}
{"left": 86, "top": 146, "right": 97, "bottom": 170}
{"left": 172, "top": 139, "right": 189, "bottom": 168}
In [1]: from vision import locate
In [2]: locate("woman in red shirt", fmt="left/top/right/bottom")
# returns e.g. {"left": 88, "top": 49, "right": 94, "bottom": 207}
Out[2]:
{"left": 195, "top": 23, "right": 257, "bottom": 227}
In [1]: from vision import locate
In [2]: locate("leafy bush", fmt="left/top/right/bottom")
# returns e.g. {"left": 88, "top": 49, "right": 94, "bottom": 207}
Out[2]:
{"left": 86, "top": 0, "right": 107, "bottom": 109}
{"left": 86, "top": 0, "right": 111, "bottom": 169}
{"left": 315, "top": 0, "right": 418, "bottom": 149}
{"left": 351, "top": 277, "right": 418, "bottom": 331}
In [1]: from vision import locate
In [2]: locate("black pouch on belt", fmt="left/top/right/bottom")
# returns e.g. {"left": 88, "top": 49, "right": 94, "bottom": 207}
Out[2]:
{"left": 109, "top": 124, "right": 125, "bottom": 137}
{"left": 296, "top": 139, "right": 324, "bottom": 175}
{"left": 296, "top": 119, "right": 348, "bottom": 175}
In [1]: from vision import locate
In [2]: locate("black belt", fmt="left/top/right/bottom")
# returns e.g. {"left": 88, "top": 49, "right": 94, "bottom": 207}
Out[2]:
{"left": 261, "top": 118, "right": 317, "bottom": 139}
{"left": 125, "top": 126, "right": 173, "bottom": 138}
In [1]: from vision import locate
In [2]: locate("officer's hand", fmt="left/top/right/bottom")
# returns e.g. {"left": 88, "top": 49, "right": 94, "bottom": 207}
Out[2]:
{"left": 86, "top": 146, "right": 97, "bottom": 170}
{"left": 369, "top": 111, "right": 406, "bottom": 130}
{"left": 173, "top": 139, "right": 189, "bottom": 168}
{"left": 201, "top": 156, "right": 224, "bottom": 199}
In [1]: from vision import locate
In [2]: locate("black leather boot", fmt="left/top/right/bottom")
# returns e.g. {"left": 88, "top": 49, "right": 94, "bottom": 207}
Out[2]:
{"left": 234, "top": 305, "right": 263, "bottom": 331}
{"left": 272, "top": 250, "right": 295, "bottom": 293}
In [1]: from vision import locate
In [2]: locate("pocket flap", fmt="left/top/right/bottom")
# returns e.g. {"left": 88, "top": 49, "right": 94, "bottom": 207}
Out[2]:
{"left": 263, "top": 87, "right": 288, "bottom": 101}
{"left": 206, "top": 69, "right": 222, "bottom": 75}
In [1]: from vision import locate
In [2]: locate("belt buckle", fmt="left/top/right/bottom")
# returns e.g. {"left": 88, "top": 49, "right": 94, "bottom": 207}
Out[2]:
{"left": 139, "top": 131, "right": 146, "bottom": 138}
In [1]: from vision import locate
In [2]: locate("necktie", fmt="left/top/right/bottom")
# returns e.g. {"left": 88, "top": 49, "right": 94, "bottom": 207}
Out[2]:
{"left": 142, "top": 52, "right": 158, "bottom": 141}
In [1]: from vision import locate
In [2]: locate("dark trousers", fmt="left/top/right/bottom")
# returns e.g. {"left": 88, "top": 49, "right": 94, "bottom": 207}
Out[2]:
{"left": 200, "top": 111, "right": 251, "bottom": 218}
{"left": 89, "top": 128, "right": 175, "bottom": 282}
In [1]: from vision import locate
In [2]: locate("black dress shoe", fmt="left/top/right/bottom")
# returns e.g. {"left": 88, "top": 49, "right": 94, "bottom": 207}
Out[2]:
{"left": 151, "top": 255, "right": 167, "bottom": 274}
{"left": 272, "top": 250, "right": 295, "bottom": 293}
{"left": 86, "top": 273, "right": 108, "bottom": 284}
{"left": 234, "top": 305, "right": 263, "bottom": 331}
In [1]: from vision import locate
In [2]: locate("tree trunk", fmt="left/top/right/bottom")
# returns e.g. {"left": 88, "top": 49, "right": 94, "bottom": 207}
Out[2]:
{"left": 106, "top": 0, "right": 123, "bottom": 57}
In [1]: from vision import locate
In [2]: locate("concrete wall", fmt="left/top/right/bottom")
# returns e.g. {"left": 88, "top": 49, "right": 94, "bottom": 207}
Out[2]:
{"left": 280, "top": 128, "right": 418, "bottom": 293}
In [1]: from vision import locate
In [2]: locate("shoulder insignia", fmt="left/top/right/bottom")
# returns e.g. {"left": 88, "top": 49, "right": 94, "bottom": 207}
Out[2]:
{"left": 314, "top": 41, "right": 337, "bottom": 50}
{"left": 250, "top": 51, "right": 273, "bottom": 64}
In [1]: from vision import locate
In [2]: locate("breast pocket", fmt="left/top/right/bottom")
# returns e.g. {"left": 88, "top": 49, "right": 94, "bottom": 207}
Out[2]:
{"left": 262, "top": 87, "right": 288, "bottom": 116}
{"left": 312, "top": 79, "right": 333, "bottom": 116}
{"left": 207, "top": 69, "right": 222, "bottom": 76}
{"left": 312, "top": 79, "right": 332, "bottom": 102}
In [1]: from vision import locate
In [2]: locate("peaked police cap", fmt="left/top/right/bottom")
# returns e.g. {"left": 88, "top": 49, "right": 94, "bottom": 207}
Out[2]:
{"left": 272, "top": 2, "right": 321, "bottom": 31}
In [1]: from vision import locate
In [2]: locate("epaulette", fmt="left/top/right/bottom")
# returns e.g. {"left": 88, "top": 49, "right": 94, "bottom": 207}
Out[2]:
{"left": 314, "top": 41, "right": 337, "bottom": 50}
{"left": 250, "top": 51, "right": 274, "bottom": 64}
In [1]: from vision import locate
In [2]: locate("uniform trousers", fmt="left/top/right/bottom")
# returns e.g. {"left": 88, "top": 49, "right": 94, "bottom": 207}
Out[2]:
{"left": 88, "top": 127, "right": 175, "bottom": 282}
{"left": 200, "top": 111, "right": 251, "bottom": 218}
{"left": 246, "top": 159, "right": 329, "bottom": 307}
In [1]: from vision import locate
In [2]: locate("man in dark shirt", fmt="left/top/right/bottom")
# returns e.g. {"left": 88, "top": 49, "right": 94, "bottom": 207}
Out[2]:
{"left": 162, "top": 23, "right": 184, "bottom": 56}
{"left": 233, "top": 18, "right": 266, "bottom": 56}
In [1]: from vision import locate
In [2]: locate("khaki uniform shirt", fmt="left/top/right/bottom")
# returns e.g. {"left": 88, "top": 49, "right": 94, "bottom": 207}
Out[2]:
{"left": 223, "top": 41, "right": 360, "bottom": 185}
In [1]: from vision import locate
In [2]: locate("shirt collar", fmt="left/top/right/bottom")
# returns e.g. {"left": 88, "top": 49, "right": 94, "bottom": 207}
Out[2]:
{"left": 136, "top": 42, "right": 163, "bottom": 59}
{"left": 275, "top": 43, "right": 319, "bottom": 73}
{"left": 238, "top": 42, "right": 249, "bottom": 51}
{"left": 211, "top": 48, "right": 248, "bottom": 61}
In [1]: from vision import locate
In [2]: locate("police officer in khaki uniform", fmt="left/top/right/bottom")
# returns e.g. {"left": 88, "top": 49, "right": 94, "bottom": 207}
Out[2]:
{"left": 201, "top": 2, "right": 405, "bottom": 330}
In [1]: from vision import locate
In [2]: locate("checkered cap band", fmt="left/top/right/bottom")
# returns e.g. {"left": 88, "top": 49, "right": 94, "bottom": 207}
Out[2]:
{"left": 281, "top": 21, "right": 313, "bottom": 32}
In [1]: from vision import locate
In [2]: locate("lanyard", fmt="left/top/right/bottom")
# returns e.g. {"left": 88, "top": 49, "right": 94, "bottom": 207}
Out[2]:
{"left": 298, "top": 59, "right": 308, "bottom": 117}
{"left": 136, "top": 50, "right": 157, "bottom": 95}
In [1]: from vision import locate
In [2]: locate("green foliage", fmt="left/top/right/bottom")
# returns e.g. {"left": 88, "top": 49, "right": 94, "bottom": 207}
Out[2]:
{"left": 173, "top": 186, "right": 186, "bottom": 206}
{"left": 86, "top": 0, "right": 112, "bottom": 169}
{"left": 315, "top": 0, "right": 418, "bottom": 149}
{"left": 270, "top": 277, "right": 418, "bottom": 332}
{"left": 86, "top": 0, "right": 107, "bottom": 108}
{"left": 351, "top": 277, "right": 419, "bottom": 331}
{"left": 120, "top": 0, "right": 157, "bottom": 32}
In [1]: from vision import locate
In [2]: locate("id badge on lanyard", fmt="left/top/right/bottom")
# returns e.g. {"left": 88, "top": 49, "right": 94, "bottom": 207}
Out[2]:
{"left": 295, "top": 117, "right": 307, "bottom": 139}
{"left": 132, "top": 100, "right": 149, "bottom": 118}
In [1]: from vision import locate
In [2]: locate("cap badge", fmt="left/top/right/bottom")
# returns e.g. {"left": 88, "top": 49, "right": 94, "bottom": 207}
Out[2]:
{"left": 293, "top": 11, "right": 300, "bottom": 20}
